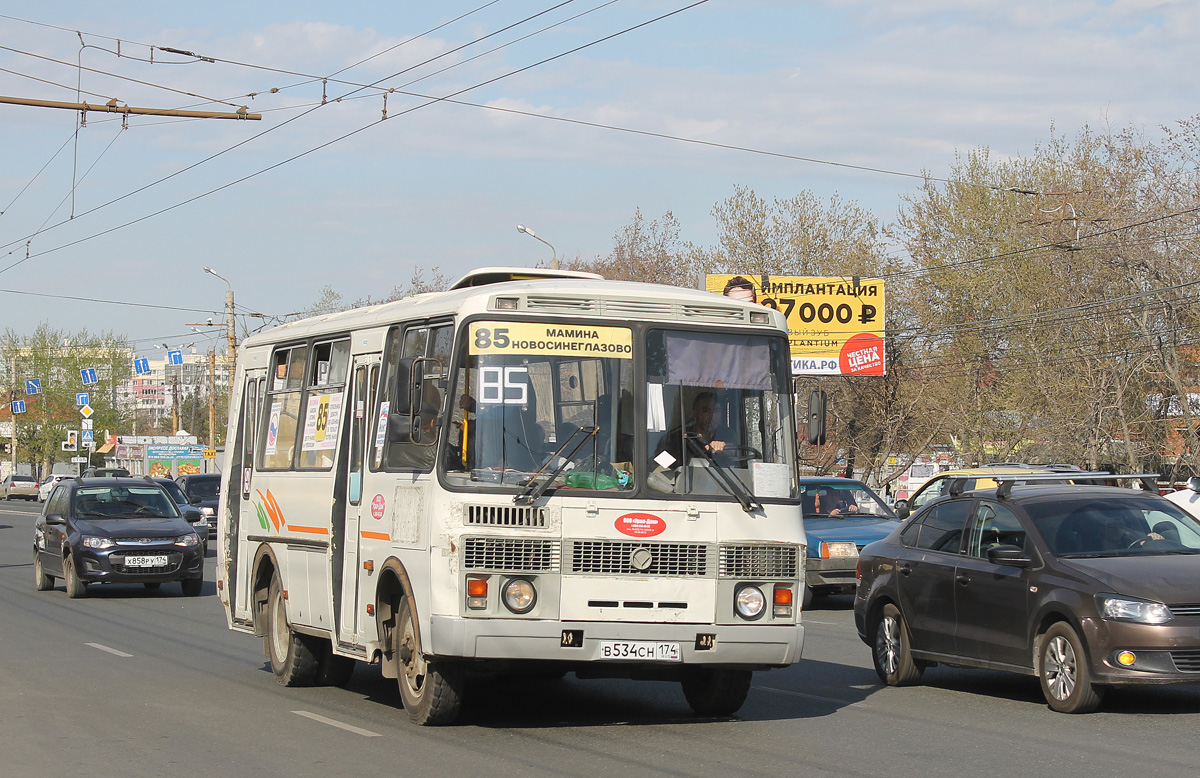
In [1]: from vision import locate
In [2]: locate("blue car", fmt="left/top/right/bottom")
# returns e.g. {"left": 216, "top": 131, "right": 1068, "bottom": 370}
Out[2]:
{"left": 800, "top": 477, "right": 899, "bottom": 608}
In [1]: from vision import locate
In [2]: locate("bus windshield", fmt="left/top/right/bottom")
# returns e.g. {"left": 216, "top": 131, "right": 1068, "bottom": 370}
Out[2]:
{"left": 645, "top": 328, "right": 797, "bottom": 501}
{"left": 445, "top": 320, "right": 635, "bottom": 490}
{"left": 443, "top": 321, "right": 797, "bottom": 501}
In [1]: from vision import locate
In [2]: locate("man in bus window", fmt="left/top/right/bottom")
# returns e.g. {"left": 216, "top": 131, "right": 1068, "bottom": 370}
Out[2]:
{"left": 658, "top": 391, "right": 732, "bottom": 466}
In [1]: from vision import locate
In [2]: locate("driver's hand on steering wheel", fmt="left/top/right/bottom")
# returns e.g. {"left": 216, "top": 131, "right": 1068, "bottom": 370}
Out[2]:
{"left": 706, "top": 440, "right": 726, "bottom": 453}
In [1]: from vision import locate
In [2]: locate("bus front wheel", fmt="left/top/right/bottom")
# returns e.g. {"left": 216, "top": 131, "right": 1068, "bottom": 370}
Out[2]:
{"left": 680, "top": 667, "right": 752, "bottom": 717}
{"left": 395, "top": 596, "right": 464, "bottom": 725}
{"left": 266, "top": 575, "right": 319, "bottom": 686}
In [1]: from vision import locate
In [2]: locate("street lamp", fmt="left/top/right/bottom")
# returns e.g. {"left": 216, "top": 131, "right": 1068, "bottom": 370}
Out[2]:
{"left": 516, "top": 224, "right": 558, "bottom": 270}
{"left": 203, "top": 266, "right": 237, "bottom": 365}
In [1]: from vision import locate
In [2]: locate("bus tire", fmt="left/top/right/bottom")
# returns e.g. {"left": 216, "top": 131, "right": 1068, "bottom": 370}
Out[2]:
{"left": 266, "top": 575, "right": 319, "bottom": 686}
{"left": 681, "top": 667, "right": 752, "bottom": 717}
{"left": 395, "top": 596, "right": 464, "bottom": 725}
{"left": 316, "top": 641, "right": 357, "bottom": 687}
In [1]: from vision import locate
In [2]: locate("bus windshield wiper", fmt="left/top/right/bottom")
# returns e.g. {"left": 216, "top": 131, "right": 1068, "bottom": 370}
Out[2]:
{"left": 514, "top": 426, "right": 599, "bottom": 506}
{"left": 685, "top": 435, "right": 762, "bottom": 513}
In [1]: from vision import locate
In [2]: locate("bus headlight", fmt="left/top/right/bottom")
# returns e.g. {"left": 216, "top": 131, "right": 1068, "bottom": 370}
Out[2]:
{"left": 734, "top": 585, "right": 766, "bottom": 619}
{"left": 502, "top": 578, "right": 537, "bottom": 614}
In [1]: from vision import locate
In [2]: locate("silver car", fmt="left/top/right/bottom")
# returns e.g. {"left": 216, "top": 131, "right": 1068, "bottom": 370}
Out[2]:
{"left": 3, "top": 474, "right": 39, "bottom": 501}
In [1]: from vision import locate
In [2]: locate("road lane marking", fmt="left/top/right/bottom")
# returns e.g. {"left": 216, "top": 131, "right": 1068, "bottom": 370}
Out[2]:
{"left": 754, "top": 685, "right": 871, "bottom": 708}
{"left": 292, "top": 710, "right": 381, "bottom": 737}
{"left": 86, "top": 643, "right": 133, "bottom": 657}
{"left": 801, "top": 619, "right": 839, "bottom": 625}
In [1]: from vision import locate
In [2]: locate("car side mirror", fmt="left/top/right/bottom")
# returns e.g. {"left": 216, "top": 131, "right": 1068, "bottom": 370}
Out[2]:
{"left": 45, "top": 514, "right": 66, "bottom": 525}
{"left": 987, "top": 544, "right": 1031, "bottom": 567}
{"left": 894, "top": 499, "right": 910, "bottom": 520}
{"left": 1188, "top": 476, "right": 1200, "bottom": 493}
{"left": 183, "top": 509, "right": 203, "bottom": 523}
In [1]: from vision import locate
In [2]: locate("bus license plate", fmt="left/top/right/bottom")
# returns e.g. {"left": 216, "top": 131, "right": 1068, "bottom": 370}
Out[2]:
{"left": 598, "top": 641, "right": 682, "bottom": 662}
{"left": 126, "top": 555, "right": 168, "bottom": 568}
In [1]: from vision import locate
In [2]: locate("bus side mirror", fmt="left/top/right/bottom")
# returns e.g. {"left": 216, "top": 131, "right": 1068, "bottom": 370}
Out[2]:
{"left": 807, "top": 389, "right": 827, "bottom": 445}
{"left": 388, "top": 413, "right": 415, "bottom": 444}
{"left": 393, "top": 357, "right": 416, "bottom": 413}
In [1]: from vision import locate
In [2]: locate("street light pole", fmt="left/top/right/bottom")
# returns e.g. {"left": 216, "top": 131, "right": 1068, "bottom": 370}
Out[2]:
{"left": 516, "top": 224, "right": 558, "bottom": 270}
{"left": 203, "top": 267, "right": 237, "bottom": 366}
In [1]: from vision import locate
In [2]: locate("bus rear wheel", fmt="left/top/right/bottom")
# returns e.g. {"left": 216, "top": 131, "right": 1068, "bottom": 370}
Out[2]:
{"left": 266, "top": 575, "right": 319, "bottom": 686}
{"left": 681, "top": 667, "right": 752, "bottom": 717}
{"left": 395, "top": 596, "right": 463, "bottom": 725}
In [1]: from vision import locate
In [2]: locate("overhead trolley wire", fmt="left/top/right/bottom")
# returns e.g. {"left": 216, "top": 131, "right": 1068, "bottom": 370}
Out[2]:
{"left": 0, "top": 0, "right": 592, "bottom": 259}
{"left": 0, "top": 1, "right": 713, "bottom": 277}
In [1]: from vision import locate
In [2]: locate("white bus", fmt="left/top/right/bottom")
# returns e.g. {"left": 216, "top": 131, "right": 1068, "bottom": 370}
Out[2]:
{"left": 217, "top": 268, "right": 806, "bottom": 725}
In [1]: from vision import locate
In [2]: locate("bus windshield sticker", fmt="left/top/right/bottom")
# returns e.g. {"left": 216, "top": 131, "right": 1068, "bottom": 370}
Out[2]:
{"left": 469, "top": 322, "right": 632, "bottom": 358}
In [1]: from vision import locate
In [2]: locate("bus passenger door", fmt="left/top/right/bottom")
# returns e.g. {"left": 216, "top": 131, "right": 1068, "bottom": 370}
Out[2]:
{"left": 336, "top": 357, "right": 378, "bottom": 646}
{"left": 231, "top": 369, "right": 266, "bottom": 624}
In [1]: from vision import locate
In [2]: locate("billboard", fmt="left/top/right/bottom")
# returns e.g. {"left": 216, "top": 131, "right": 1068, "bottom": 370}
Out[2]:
{"left": 706, "top": 274, "right": 885, "bottom": 376}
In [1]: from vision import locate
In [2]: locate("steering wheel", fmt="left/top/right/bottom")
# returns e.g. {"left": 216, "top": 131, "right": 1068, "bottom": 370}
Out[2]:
{"left": 720, "top": 445, "right": 762, "bottom": 464}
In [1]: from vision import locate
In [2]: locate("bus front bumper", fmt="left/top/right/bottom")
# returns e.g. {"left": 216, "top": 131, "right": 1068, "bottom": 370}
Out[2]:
{"left": 426, "top": 616, "right": 804, "bottom": 668}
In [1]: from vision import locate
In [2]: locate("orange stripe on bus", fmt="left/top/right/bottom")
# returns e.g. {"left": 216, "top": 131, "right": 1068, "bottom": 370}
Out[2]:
{"left": 288, "top": 525, "right": 329, "bottom": 535}
{"left": 360, "top": 531, "right": 390, "bottom": 541}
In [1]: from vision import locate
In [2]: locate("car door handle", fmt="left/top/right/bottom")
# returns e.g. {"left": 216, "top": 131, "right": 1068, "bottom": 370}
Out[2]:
{"left": 899, "top": 563, "right": 912, "bottom": 576}
{"left": 956, "top": 573, "right": 969, "bottom": 585}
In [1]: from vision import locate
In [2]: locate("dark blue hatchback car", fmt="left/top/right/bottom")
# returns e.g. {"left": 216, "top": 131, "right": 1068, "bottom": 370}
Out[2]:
{"left": 800, "top": 477, "right": 899, "bottom": 608}
{"left": 33, "top": 477, "right": 206, "bottom": 598}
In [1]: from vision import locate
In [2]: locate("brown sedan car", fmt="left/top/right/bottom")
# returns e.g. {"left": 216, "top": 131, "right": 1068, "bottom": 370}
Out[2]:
{"left": 854, "top": 477, "right": 1200, "bottom": 713}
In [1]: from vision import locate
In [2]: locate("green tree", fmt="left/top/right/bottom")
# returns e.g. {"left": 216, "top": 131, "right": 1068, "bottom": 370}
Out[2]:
{"left": 2, "top": 324, "right": 132, "bottom": 476}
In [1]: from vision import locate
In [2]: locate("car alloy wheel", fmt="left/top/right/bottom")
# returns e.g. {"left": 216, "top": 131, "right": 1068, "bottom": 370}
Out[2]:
{"left": 1043, "top": 635, "right": 1076, "bottom": 701}
{"left": 1038, "top": 622, "right": 1103, "bottom": 713}
{"left": 877, "top": 615, "right": 901, "bottom": 676}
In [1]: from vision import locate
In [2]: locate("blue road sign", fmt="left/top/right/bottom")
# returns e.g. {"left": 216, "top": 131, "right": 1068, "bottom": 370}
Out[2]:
{"left": 25, "top": 379, "right": 41, "bottom": 395}
{"left": 11, "top": 400, "right": 26, "bottom": 414}
{"left": 167, "top": 350, "right": 184, "bottom": 365}
{"left": 81, "top": 367, "right": 98, "bottom": 385}
{"left": 81, "top": 430, "right": 94, "bottom": 442}
{"left": 76, "top": 393, "right": 90, "bottom": 406}
{"left": 134, "top": 357, "right": 150, "bottom": 375}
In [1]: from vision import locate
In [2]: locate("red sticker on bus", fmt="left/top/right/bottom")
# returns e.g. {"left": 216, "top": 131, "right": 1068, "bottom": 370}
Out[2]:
{"left": 615, "top": 513, "right": 666, "bottom": 537}
{"left": 371, "top": 494, "right": 386, "bottom": 520}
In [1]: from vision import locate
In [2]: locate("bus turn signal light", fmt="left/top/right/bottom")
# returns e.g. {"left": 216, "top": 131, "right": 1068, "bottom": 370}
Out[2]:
{"left": 467, "top": 577, "right": 488, "bottom": 610}
{"left": 773, "top": 585, "right": 793, "bottom": 618}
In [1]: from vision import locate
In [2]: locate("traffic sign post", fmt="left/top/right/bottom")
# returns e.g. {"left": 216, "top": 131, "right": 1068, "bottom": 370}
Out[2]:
{"left": 76, "top": 393, "right": 89, "bottom": 406}
{"left": 80, "top": 368, "right": 98, "bottom": 386}
{"left": 25, "top": 379, "right": 41, "bottom": 395}
{"left": 11, "top": 400, "right": 26, "bottom": 414}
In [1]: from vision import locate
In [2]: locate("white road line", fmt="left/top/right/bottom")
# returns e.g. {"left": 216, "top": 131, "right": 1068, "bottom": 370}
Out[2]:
{"left": 801, "top": 619, "right": 840, "bottom": 625}
{"left": 85, "top": 643, "right": 133, "bottom": 657}
{"left": 754, "top": 685, "right": 871, "bottom": 708}
{"left": 292, "top": 710, "right": 381, "bottom": 737}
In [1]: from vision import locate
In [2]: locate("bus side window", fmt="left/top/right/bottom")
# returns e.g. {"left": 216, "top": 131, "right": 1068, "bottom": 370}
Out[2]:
{"left": 381, "top": 323, "right": 451, "bottom": 471}
{"left": 260, "top": 344, "right": 308, "bottom": 470}
{"left": 297, "top": 339, "right": 351, "bottom": 470}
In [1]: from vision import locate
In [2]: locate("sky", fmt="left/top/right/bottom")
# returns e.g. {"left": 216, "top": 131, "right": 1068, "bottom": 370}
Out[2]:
{"left": 0, "top": 0, "right": 1196, "bottom": 358}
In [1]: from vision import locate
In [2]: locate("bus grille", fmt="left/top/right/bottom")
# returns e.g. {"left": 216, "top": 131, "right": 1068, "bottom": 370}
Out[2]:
{"left": 465, "top": 504, "right": 548, "bottom": 528}
{"left": 569, "top": 541, "right": 710, "bottom": 576}
{"left": 463, "top": 537, "right": 559, "bottom": 572}
{"left": 719, "top": 544, "right": 799, "bottom": 578}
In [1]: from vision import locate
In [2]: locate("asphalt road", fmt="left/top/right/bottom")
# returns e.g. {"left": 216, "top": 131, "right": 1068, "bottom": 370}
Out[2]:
{"left": 4, "top": 498, "right": 1200, "bottom": 778}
